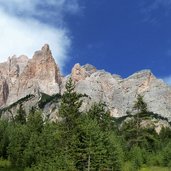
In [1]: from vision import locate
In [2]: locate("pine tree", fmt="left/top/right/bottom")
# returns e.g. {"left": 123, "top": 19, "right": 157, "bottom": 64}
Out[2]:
{"left": 14, "top": 104, "right": 26, "bottom": 124}
{"left": 87, "top": 102, "right": 115, "bottom": 131}
{"left": 58, "top": 78, "right": 84, "bottom": 169}
{"left": 133, "top": 95, "right": 147, "bottom": 113}
{"left": 59, "top": 78, "right": 83, "bottom": 131}
{"left": 77, "top": 107, "right": 123, "bottom": 171}
{"left": 121, "top": 95, "right": 157, "bottom": 149}
{"left": 27, "top": 110, "right": 44, "bottom": 133}
{"left": 7, "top": 124, "right": 29, "bottom": 167}
{"left": 76, "top": 115, "right": 106, "bottom": 170}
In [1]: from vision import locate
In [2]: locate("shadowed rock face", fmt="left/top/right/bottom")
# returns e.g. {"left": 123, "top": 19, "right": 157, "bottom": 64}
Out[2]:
{"left": 0, "top": 44, "right": 171, "bottom": 121}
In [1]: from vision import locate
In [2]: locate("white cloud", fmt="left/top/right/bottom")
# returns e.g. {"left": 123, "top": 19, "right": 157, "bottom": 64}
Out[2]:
{"left": 0, "top": 0, "right": 80, "bottom": 71}
{"left": 0, "top": 0, "right": 80, "bottom": 23}
{"left": 162, "top": 76, "right": 171, "bottom": 85}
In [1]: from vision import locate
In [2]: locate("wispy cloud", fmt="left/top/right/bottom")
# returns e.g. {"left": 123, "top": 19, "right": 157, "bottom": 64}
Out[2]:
{"left": 0, "top": 0, "right": 81, "bottom": 70}
{"left": 0, "top": 0, "right": 80, "bottom": 24}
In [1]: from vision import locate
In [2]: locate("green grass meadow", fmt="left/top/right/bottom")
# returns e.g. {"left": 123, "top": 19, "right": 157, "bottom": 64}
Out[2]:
{"left": 140, "top": 167, "right": 171, "bottom": 171}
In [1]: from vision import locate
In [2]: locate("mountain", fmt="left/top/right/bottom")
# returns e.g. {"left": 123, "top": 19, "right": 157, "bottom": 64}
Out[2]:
{"left": 0, "top": 44, "right": 171, "bottom": 123}
{"left": 0, "top": 44, "right": 61, "bottom": 107}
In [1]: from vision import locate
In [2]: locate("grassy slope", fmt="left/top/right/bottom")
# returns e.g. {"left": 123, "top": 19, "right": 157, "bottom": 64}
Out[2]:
{"left": 140, "top": 167, "right": 171, "bottom": 171}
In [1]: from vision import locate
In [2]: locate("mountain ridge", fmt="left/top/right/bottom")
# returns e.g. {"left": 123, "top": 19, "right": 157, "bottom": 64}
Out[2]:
{"left": 0, "top": 44, "right": 171, "bottom": 122}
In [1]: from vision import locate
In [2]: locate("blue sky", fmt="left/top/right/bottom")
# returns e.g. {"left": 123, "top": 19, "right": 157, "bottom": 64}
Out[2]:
{"left": 64, "top": 0, "right": 171, "bottom": 79}
{"left": 0, "top": 0, "right": 171, "bottom": 84}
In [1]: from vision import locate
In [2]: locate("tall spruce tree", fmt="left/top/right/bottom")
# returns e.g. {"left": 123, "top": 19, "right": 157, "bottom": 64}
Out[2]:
{"left": 58, "top": 78, "right": 84, "bottom": 169}
{"left": 59, "top": 78, "right": 83, "bottom": 131}
{"left": 121, "top": 95, "right": 157, "bottom": 149}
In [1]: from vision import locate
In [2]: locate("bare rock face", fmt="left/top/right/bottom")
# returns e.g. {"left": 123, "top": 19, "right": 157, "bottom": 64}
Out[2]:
{"left": 0, "top": 44, "right": 61, "bottom": 107}
{"left": 69, "top": 65, "right": 171, "bottom": 121}
{"left": 0, "top": 55, "right": 29, "bottom": 106}
{"left": 0, "top": 45, "right": 171, "bottom": 123}
{"left": 17, "top": 44, "right": 61, "bottom": 99}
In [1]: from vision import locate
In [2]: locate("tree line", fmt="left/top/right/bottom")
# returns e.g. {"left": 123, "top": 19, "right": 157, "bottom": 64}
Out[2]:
{"left": 0, "top": 78, "right": 171, "bottom": 171}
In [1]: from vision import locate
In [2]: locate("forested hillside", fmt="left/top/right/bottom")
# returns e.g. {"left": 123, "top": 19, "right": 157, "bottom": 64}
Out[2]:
{"left": 0, "top": 79, "right": 171, "bottom": 171}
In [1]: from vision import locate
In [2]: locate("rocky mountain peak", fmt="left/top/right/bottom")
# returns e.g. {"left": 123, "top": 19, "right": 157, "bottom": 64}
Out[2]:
{"left": 33, "top": 44, "right": 52, "bottom": 61}
{"left": 1, "top": 45, "right": 171, "bottom": 123}
{"left": 41, "top": 44, "right": 50, "bottom": 52}
{"left": 0, "top": 44, "right": 61, "bottom": 107}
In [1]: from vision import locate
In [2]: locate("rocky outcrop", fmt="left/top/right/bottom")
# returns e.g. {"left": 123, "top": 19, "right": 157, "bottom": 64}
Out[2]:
{"left": 0, "top": 44, "right": 61, "bottom": 107}
{"left": 71, "top": 63, "right": 97, "bottom": 82}
{"left": 70, "top": 66, "right": 171, "bottom": 121}
{"left": 0, "top": 44, "right": 171, "bottom": 122}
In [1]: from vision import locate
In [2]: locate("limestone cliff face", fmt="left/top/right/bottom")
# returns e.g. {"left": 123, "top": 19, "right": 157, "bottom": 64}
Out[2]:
{"left": 0, "top": 45, "right": 171, "bottom": 122}
{"left": 70, "top": 66, "right": 171, "bottom": 121}
{"left": 0, "top": 44, "right": 61, "bottom": 107}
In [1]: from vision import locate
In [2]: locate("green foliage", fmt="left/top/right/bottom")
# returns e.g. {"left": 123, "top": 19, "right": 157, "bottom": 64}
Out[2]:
{"left": 130, "top": 146, "right": 144, "bottom": 170}
{"left": 106, "top": 132, "right": 124, "bottom": 171}
{"left": 14, "top": 104, "right": 26, "bottom": 125}
{"left": 7, "top": 124, "right": 28, "bottom": 167}
{"left": 162, "top": 142, "right": 171, "bottom": 167}
{"left": 140, "top": 166, "right": 170, "bottom": 171}
{"left": 121, "top": 95, "right": 159, "bottom": 150}
{"left": 133, "top": 95, "right": 147, "bottom": 113}
{"left": 23, "top": 123, "right": 60, "bottom": 168}
{"left": 59, "top": 78, "right": 83, "bottom": 130}
{"left": 87, "top": 102, "right": 115, "bottom": 131}
{"left": 27, "top": 110, "right": 44, "bottom": 133}
{"left": 145, "top": 152, "right": 163, "bottom": 166}
{"left": 76, "top": 115, "right": 106, "bottom": 170}
{"left": 123, "top": 162, "right": 135, "bottom": 171}
{"left": 0, "top": 121, "right": 9, "bottom": 159}
{"left": 58, "top": 78, "right": 123, "bottom": 170}
{"left": 159, "top": 127, "right": 171, "bottom": 146}
{"left": 0, "top": 169, "right": 23, "bottom": 171}
{"left": 0, "top": 158, "right": 11, "bottom": 168}
{"left": 0, "top": 81, "right": 171, "bottom": 171}
{"left": 58, "top": 78, "right": 83, "bottom": 167}
{"left": 25, "top": 153, "right": 76, "bottom": 171}
{"left": 119, "top": 95, "right": 170, "bottom": 169}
